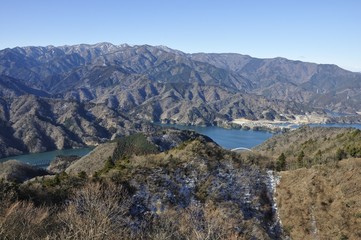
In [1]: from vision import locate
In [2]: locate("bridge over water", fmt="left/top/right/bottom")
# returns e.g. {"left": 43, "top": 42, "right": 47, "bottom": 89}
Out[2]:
{"left": 231, "top": 147, "right": 252, "bottom": 152}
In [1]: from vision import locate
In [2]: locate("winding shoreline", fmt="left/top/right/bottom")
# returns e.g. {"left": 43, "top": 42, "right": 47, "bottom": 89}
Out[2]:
{"left": 232, "top": 114, "right": 332, "bottom": 132}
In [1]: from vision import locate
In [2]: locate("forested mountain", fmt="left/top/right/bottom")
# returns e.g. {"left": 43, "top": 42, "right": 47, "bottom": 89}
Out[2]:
{"left": 1, "top": 43, "right": 360, "bottom": 113}
{"left": 0, "top": 43, "right": 360, "bottom": 157}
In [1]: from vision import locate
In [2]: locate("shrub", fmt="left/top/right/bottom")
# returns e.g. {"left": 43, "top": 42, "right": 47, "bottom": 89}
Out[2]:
{"left": 297, "top": 150, "right": 305, "bottom": 167}
{"left": 0, "top": 201, "right": 52, "bottom": 239}
{"left": 336, "top": 148, "right": 347, "bottom": 161}
{"left": 51, "top": 182, "right": 132, "bottom": 239}
{"left": 276, "top": 153, "right": 286, "bottom": 171}
{"left": 112, "top": 133, "right": 159, "bottom": 160}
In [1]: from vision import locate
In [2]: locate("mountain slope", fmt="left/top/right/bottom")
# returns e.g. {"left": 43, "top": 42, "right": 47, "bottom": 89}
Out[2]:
{"left": 0, "top": 130, "right": 287, "bottom": 239}
{"left": 1, "top": 43, "right": 360, "bottom": 114}
{"left": 276, "top": 158, "right": 361, "bottom": 240}
{"left": 0, "top": 95, "right": 156, "bottom": 158}
{"left": 0, "top": 43, "right": 361, "bottom": 157}
{"left": 0, "top": 75, "right": 49, "bottom": 98}
{"left": 191, "top": 53, "right": 361, "bottom": 113}
{"left": 250, "top": 126, "right": 361, "bottom": 239}
{"left": 254, "top": 126, "right": 361, "bottom": 169}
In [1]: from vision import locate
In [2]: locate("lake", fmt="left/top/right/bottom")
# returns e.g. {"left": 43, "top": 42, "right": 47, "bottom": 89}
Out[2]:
{"left": 0, "top": 126, "right": 274, "bottom": 167}
{"left": 161, "top": 124, "right": 274, "bottom": 149}
{"left": 161, "top": 123, "right": 361, "bottom": 150}
{"left": 1, "top": 123, "right": 360, "bottom": 167}
{"left": 0, "top": 147, "right": 94, "bottom": 167}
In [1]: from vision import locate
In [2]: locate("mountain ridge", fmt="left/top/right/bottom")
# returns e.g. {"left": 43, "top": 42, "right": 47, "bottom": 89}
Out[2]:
{"left": 1, "top": 43, "right": 360, "bottom": 108}
{"left": 6, "top": 42, "right": 357, "bottom": 72}
{"left": 0, "top": 43, "right": 361, "bottom": 157}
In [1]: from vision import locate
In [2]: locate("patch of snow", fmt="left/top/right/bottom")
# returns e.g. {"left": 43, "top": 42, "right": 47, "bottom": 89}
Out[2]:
{"left": 310, "top": 206, "right": 319, "bottom": 239}
{"left": 266, "top": 170, "right": 284, "bottom": 236}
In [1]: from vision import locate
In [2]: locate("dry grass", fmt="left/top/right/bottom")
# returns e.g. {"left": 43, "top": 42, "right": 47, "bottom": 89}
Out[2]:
{"left": 276, "top": 158, "right": 361, "bottom": 240}
{"left": 255, "top": 126, "right": 361, "bottom": 170}
{"left": 66, "top": 142, "right": 117, "bottom": 176}
{"left": 0, "top": 137, "right": 288, "bottom": 239}
{"left": 0, "top": 200, "right": 52, "bottom": 239}
{"left": 50, "top": 181, "right": 131, "bottom": 240}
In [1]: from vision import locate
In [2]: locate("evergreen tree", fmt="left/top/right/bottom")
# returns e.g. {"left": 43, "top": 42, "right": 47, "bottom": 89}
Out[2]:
{"left": 336, "top": 148, "right": 347, "bottom": 161}
{"left": 276, "top": 153, "right": 286, "bottom": 171}
{"left": 297, "top": 150, "right": 305, "bottom": 168}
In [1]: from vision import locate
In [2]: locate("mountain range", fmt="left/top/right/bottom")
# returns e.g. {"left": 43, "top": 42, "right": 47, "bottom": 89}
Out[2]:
{"left": 0, "top": 42, "right": 361, "bottom": 157}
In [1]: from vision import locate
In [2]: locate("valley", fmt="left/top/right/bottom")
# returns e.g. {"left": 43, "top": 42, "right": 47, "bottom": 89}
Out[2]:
{"left": 1, "top": 43, "right": 361, "bottom": 158}
{"left": 0, "top": 43, "right": 361, "bottom": 239}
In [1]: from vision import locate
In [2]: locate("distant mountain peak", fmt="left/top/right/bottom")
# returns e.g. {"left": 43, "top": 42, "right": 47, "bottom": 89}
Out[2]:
{"left": 154, "top": 45, "right": 184, "bottom": 54}
{"left": 0, "top": 42, "right": 361, "bottom": 160}
{"left": 0, "top": 42, "right": 360, "bottom": 115}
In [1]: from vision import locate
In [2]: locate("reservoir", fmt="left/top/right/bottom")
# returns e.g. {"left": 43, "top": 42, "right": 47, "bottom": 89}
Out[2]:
{"left": 161, "top": 123, "right": 361, "bottom": 149}
{"left": 1, "top": 123, "right": 360, "bottom": 167}
{"left": 0, "top": 126, "right": 274, "bottom": 167}
{"left": 161, "top": 124, "right": 274, "bottom": 149}
{"left": 0, "top": 147, "right": 94, "bottom": 167}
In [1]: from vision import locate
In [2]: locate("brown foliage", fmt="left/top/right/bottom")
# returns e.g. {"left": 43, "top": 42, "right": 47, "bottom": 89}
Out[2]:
{"left": 255, "top": 126, "right": 361, "bottom": 170}
{"left": 277, "top": 158, "right": 361, "bottom": 239}
{"left": 50, "top": 181, "right": 131, "bottom": 240}
{"left": 0, "top": 200, "right": 51, "bottom": 240}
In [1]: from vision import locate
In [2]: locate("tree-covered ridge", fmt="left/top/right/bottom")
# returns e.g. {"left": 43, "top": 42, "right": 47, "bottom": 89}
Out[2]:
{"left": 1, "top": 127, "right": 361, "bottom": 239}
{"left": 112, "top": 133, "right": 160, "bottom": 161}
{"left": 254, "top": 126, "right": 361, "bottom": 170}
{"left": 0, "top": 132, "right": 284, "bottom": 239}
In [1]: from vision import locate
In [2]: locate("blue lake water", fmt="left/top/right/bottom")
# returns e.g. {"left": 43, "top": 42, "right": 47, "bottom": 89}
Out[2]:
{"left": 161, "top": 123, "right": 361, "bottom": 150}
{"left": 1, "top": 123, "right": 360, "bottom": 167}
{"left": 0, "top": 147, "right": 94, "bottom": 167}
{"left": 161, "top": 124, "right": 274, "bottom": 149}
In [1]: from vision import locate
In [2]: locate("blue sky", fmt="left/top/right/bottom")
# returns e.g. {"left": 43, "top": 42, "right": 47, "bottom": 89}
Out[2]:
{"left": 1, "top": 0, "right": 360, "bottom": 71}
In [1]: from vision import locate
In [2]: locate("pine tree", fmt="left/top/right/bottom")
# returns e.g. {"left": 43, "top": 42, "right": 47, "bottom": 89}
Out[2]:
{"left": 336, "top": 148, "right": 347, "bottom": 161}
{"left": 297, "top": 150, "right": 305, "bottom": 167}
{"left": 276, "top": 152, "right": 286, "bottom": 171}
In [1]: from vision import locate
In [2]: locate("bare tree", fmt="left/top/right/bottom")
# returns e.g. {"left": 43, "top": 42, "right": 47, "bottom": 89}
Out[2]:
{"left": 0, "top": 200, "right": 51, "bottom": 240}
{"left": 51, "top": 181, "right": 131, "bottom": 240}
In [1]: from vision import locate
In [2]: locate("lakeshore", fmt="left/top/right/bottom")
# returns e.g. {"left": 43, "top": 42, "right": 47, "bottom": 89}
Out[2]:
{"left": 232, "top": 114, "right": 329, "bottom": 132}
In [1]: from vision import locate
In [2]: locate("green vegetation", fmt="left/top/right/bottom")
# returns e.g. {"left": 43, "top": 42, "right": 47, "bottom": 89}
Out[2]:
{"left": 112, "top": 133, "right": 159, "bottom": 161}
{"left": 3, "top": 127, "right": 298, "bottom": 239}
{"left": 297, "top": 150, "right": 305, "bottom": 167}
{"left": 255, "top": 126, "right": 361, "bottom": 170}
{"left": 1, "top": 127, "right": 360, "bottom": 239}
{"left": 101, "top": 156, "right": 115, "bottom": 173}
{"left": 276, "top": 153, "right": 286, "bottom": 171}
{"left": 336, "top": 148, "right": 347, "bottom": 161}
{"left": 0, "top": 136, "right": 281, "bottom": 239}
